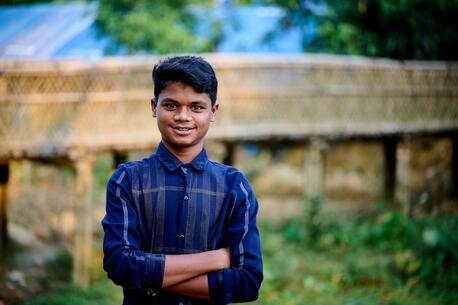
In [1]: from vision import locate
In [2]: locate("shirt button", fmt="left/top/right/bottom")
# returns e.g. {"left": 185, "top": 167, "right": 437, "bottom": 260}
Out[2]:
{"left": 179, "top": 234, "right": 185, "bottom": 239}
{"left": 184, "top": 195, "right": 189, "bottom": 200}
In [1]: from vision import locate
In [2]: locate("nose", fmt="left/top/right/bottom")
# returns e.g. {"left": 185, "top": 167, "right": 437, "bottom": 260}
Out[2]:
{"left": 174, "top": 106, "right": 191, "bottom": 121}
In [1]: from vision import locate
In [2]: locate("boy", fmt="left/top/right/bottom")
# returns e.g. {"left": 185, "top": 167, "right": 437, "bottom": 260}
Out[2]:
{"left": 102, "top": 56, "right": 263, "bottom": 304}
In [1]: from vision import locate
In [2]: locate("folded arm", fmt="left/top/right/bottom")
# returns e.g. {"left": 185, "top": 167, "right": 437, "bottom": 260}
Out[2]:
{"left": 207, "top": 176, "right": 263, "bottom": 304}
{"left": 162, "top": 248, "right": 230, "bottom": 288}
{"left": 163, "top": 274, "right": 210, "bottom": 300}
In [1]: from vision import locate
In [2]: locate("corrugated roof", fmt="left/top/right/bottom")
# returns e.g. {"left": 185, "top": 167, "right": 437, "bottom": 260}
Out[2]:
{"left": 0, "top": 2, "right": 108, "bottom": 59}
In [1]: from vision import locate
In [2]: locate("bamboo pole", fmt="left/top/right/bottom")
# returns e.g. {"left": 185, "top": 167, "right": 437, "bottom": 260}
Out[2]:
{"left": 71, "top": 153, "right": 94, "bottom": 289}
{"left": 396, "top": 136, "right": 412, "bottom": 216}
{"left": 383, "top": 137, "right": 398, "bottom": 204}
{"left": 0, "top": 162, "right": 9, "bottom": 295}
{"left": 0, "top": 162, "right": 9, "bottom": 254}
{"left": 304, "top": 138, "right": 326, "bottom": 200}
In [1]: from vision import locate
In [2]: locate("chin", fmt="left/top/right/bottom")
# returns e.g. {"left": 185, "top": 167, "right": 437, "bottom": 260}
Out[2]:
{"left": 167, "top": 137, "right": 198, "bottom": 147}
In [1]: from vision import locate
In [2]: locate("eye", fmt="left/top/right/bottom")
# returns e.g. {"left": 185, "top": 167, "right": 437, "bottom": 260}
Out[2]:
{"left": 191, "top": 105, "right": 205, "bottom": 111}
{"left": 163, "top": 103, "right": 176, "bottom": 110}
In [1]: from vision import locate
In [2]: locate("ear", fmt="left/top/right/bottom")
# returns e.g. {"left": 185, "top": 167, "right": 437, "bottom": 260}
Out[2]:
{"left": 210, "top": 103, "right": 219, "bottom": 122}
{"left": 151, "top": 98, "right": 157, "bottom": 117}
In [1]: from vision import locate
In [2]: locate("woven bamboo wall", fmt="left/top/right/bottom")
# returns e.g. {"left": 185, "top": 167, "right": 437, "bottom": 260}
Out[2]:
{"left": 1, "top": 54, "right": 457, "bottom": 159}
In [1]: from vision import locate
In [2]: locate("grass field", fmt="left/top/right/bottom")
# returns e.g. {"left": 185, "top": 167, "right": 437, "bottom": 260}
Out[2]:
{"left": 18, "top": 199, "right": 458, "bottom": 305}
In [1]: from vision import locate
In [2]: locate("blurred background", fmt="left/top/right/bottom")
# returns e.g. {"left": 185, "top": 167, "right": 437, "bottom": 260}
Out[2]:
{"left": 0, "top": 0, "right": 457, "bottom": 304}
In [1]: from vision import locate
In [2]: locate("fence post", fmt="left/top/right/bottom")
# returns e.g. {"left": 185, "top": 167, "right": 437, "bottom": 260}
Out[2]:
{"left": 71, "top": 152, "right": 94, "bottom": 289}
{"left": 0, "top": 161, "right": 9, "bottom": 295}
{"left": 113, "top": 151, "right": 128, "bottom": 168}
{"left": 0, "top": 162, "right": 9, "bottom": 255}
{"left": 383, "top": 137, "right": 398, "bottom": 204}
{"left": 223, "top": 142, "right": 235, "bottom": 166}
{"left": 452, "top": 132, "right": 458, "bottom": 198}
{"left": 304, "top": 138, "right": 326, "bottom": 200}
{"left": 396, "top": 136, "right": 412, "bottom": 216}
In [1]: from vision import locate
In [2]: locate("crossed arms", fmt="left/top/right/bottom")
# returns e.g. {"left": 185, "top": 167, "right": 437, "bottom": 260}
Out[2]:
{"left": 161, "top": 248, "right": 230, "bottom": 299}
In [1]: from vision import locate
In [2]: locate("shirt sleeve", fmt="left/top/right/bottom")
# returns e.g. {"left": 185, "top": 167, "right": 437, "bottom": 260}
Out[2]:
{"left": 208, "top": 172, "right": 263, "bottom": 304}
{"left": 102, "top": 165, "right": 165, "bottom": 293}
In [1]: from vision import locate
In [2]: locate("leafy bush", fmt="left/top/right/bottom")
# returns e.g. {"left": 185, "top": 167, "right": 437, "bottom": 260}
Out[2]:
{"left": 277, "top": 196, "right": 458, "bottom": 292}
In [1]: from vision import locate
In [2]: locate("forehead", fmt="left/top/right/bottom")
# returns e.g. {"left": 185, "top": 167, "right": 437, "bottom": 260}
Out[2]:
{"left": 158, "top": 81, "right": 211, "bottom": 104}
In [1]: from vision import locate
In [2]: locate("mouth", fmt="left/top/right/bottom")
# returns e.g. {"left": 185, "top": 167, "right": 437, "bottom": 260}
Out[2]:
{"left": 173, "top": 127, "right": 194, "bottom": 131}
{"left": 171, "top": 126, "right": 195, "bottom": 135}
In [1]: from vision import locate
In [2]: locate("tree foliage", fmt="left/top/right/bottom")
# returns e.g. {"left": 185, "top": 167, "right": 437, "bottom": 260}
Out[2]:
{"left": 95, "top": 0, "right": 221, "bottom": 55}
{"left": 259, "top": 0, "right": 458, "bottom": 60}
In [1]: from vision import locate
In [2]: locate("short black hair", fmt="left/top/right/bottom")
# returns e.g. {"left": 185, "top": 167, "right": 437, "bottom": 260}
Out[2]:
{"left": 152, "top": 56, "right": 218, "bottom": 105}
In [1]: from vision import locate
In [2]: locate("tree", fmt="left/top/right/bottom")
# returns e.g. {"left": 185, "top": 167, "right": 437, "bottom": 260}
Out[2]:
{"left": 95, "top": 0, "right": 222, "bottom": 54}
{"left": 257, "top": 0, "right": 458, "bottom": 60}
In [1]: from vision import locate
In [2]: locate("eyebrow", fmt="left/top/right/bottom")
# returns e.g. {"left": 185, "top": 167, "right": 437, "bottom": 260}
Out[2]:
{"left": 160, "top": 98, "right": 208, "bottom": 105}
{"left": 160, "top": 98, "right": 178, "bottom": 103}
{"left": 189, "top": 101, "right": 207, "bottom": 106}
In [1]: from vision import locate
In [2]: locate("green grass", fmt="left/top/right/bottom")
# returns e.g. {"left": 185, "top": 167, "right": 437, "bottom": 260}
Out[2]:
{"left": 18, "top": 206, "right": 458, "bottom": 305}
{"left": 257, "top": 223, "right": 450, "bottom": 305}
{"left": 19, "top": 280, "right": 122, "bottom": 305}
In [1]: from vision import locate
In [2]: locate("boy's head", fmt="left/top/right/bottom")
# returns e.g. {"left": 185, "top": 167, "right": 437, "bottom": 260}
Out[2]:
{"left": 152, "top": 56, "right": 218, "bottom": 106}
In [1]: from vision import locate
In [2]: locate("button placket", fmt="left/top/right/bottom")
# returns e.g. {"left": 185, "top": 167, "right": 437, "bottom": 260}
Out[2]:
{"left": 178, "top": 166, "right": 192, "bottom": 247}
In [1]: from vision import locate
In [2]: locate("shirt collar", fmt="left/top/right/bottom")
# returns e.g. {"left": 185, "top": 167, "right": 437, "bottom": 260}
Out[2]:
{"left": 156, "top": 141, "right": 208, "bottom": 172}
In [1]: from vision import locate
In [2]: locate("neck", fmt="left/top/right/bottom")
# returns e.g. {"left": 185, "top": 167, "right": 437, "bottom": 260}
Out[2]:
{"left": 162, "top": 141, "right": 203, "bottom": 164}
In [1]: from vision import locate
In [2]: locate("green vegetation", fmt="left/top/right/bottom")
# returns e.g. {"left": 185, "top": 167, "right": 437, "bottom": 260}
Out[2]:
{"left": 18, "top": 198, "right": 458, "bottom": 305}
{"left": 3, "top": 0, "right": 456, "bottom": 59}
{"left": 95, "top": 0, "right": 222, "bottom": 54}
{"left": 259, "top": 198, "right": 458, "bottom": 305}
{"left": 256, "top": 0, "right": 458, "bottom": 60}
{"left": 19, "top": 280, "right": 122, "bottom": 305}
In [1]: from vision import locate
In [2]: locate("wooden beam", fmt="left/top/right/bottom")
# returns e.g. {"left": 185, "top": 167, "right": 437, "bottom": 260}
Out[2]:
{"left": 223, "top": 142, "right": 235, "bottom": 166}
{"left": 383, "top": 137, "right": 398, "bottom": 204}
{"left": 0, "top": 162, "right": 9, "bottom": 295}
{"left": 304, "top": 138, "right": 326, "bottom": 200}
{"left": 452, "top": 132, "right": 458, "bottom": 198}
{"left": 0, "top": 162, "right": 9, "bottom": 253}
{"left": 113, "top": 151, "right": 128, "bottom": 168}
{"left": 396, "top": 137, "right": 412, "bottom": 216}
{"left": 71, "top": 154, "right": 94, "bottom": 289}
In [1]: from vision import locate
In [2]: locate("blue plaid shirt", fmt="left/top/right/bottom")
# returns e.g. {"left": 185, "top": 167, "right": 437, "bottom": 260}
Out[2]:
{"left": 102, "top": 142, "right": 263, "bottom": 305}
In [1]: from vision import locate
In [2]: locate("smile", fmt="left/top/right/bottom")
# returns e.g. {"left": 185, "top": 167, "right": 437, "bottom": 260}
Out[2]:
{"left": 173, "top": 127, "right": 194, "bottom": 131}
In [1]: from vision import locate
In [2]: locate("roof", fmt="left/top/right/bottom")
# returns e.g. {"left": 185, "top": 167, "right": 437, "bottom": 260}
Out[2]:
{"left": 0, "top": 2, "right": 111, "bottom": 59}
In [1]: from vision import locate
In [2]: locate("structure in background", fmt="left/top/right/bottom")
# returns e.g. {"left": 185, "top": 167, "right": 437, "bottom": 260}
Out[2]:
{"left": 0, "top": 3, "right": 113, "bottom": 60}
{"left": 1, "top": 54, "right": 457, "bottom": 287}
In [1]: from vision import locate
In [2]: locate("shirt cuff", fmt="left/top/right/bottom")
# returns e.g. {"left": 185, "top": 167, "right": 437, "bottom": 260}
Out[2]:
{"left": 144, "top": 253, "right": 166, "bottom": 291}
{"left": 208, "top": 270, "right": 224, "bottom": 304}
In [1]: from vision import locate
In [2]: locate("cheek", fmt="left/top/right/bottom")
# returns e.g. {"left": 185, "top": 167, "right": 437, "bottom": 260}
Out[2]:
{"left": 156, "top": 114, "right": 169, "bottom": 127}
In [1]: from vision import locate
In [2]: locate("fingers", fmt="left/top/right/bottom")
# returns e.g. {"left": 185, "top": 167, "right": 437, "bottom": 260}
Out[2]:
{"left": 221, "top": 248, "right": 231, "bottom": 269}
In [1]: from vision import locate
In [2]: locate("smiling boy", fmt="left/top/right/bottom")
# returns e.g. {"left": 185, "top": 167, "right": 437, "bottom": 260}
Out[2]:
{"left": 102, "top": 56, "right": 263, "bottom": 304}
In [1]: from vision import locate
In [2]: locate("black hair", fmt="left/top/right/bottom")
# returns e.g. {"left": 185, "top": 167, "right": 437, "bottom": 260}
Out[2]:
{"left": 152, "top": 56, "right": 218, "bottom": 105}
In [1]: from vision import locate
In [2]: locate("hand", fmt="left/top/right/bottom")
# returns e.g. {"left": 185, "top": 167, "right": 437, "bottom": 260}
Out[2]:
{"left": 213, "top": 248, "right": 231, "bottom": 269}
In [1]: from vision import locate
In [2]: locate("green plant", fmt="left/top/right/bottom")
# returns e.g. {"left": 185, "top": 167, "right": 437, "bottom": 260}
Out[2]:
{"left": 44, "top": 247, "right": 73, "bottom": 282}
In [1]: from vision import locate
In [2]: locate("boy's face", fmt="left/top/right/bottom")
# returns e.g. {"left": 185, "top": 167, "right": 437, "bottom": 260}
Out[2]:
{"left": 152, "top": 81, "right": 218, "bottom": 156}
